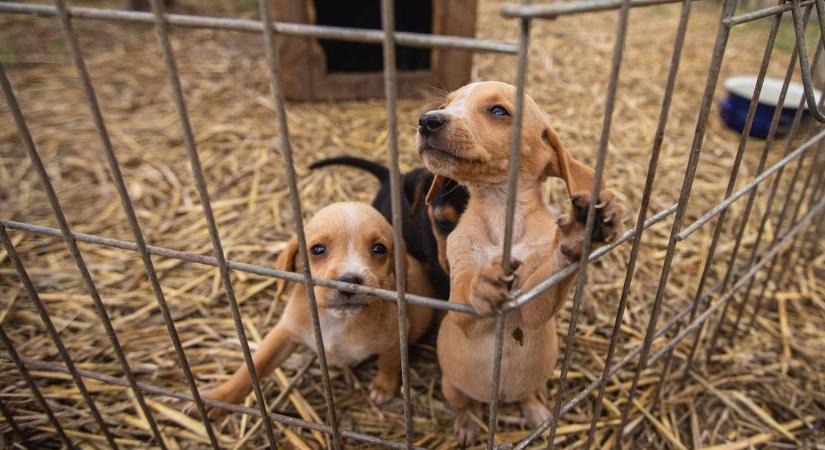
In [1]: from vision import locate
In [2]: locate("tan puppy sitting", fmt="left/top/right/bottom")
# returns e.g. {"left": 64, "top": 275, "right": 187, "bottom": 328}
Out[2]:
{"left": 196, "top": 202, "right": 434, "bottom": 418}
{"left": 418, "top": 81, "right": 624, "bottom": 445}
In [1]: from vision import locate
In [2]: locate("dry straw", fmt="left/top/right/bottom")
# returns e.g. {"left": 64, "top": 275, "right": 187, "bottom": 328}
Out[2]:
{"left": 1, "top": 0, "right": 824, "bottom": 448}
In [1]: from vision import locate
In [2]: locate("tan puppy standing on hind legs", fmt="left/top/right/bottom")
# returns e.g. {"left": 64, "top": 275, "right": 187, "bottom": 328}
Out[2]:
{"left": 191, "top": 202, "right": 433, "bottom": 418}
{"left": 418, "top": 81, "right": 624, "bottom": 445}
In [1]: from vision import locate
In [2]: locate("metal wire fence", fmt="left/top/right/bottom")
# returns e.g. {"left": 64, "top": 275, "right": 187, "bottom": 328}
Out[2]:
{"left": 0, "top": 0, "right": 824, "bottom": 448}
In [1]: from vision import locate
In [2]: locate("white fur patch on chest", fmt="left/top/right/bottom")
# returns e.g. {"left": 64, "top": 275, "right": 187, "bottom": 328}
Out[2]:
{"left": 296, "top": 314, "right": 374, "bottom": 367}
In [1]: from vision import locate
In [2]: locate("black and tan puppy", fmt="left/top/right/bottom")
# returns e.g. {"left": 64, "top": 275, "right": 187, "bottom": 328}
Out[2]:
{"left": 310, "top": 156, "right": 468, "bottom": 299}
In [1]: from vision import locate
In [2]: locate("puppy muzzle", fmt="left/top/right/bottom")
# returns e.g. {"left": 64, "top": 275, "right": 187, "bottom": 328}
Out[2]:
{"left": 418, "top": 112, "right": 446, "bottom": 137}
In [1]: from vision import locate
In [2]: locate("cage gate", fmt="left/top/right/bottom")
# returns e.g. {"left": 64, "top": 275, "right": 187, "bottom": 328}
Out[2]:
{"left": 1, "top": 0, "right": 824, "bottom": 449}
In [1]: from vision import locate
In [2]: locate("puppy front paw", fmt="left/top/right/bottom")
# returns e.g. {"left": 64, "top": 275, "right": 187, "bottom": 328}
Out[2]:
{"left": 370, "top": 371, "right": 400, "bottom": 405}
{"left": 557, "top": 191, "right": 625, "bottom": 260}
{"left": 184, "top": 385, "right": 244, "bottom": 421}
{"left": 453, "top": 409, "right": 481, "bottom": 447}
{"left": 469, "top": 259, "right": 520, "bottom": 314}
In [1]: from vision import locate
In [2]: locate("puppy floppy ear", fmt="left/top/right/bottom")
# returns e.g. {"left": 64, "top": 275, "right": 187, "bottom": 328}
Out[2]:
{"left": 424, "top": 174, "right": 447, "bottom": 205}
{"left": 542, "top": 125, "right": 595, "bottom": 195}
{"left": 274, "top": 238, "right": 299, "bottom": 298}
{"left": 408, "top": 174, "right": 429, "bottom": 219}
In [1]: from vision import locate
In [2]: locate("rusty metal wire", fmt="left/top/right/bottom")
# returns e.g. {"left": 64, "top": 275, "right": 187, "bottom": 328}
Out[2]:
{"left": 1, "top": 0, "right": 824, "bottom": 448}
{"left": 0, "top": 59, "right": 169, "bottom": 450}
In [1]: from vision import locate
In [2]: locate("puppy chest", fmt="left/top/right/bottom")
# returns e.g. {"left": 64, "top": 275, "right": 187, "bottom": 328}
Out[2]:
{"left": 296, "top": 317, "right": 383, "bottom": 366}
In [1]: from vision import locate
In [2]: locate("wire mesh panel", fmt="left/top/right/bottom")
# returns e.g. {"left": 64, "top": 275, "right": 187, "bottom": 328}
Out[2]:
{"left": 1, "top": 0, "right": 824, "bottom": 448}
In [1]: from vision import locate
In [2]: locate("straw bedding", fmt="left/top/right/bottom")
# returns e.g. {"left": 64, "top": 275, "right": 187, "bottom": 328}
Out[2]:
{"left": 1, "top": 0, "right": 824, "bottom": 448}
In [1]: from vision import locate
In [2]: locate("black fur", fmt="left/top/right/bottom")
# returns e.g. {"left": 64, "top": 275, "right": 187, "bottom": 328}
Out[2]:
{"left": 309, "top": 156, "right": 468, "bottom": 299}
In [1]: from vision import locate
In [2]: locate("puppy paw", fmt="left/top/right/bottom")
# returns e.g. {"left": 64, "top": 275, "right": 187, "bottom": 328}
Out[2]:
{"left": 453, "top": 409, "right": 481, "bottom": 448}
{"left": 557, "top": 191, "right": 625, "bottom": 260}
{"left": 370, "top": 372, "right": 399, "bottom": 405}
{"left": 184, "top": 385, "right": 243, "bottom": 421}
{"left": 519, "top": 400, "right": 552, "bottom": 429}
{"left": 469, "top": 259, "right": 520, "bottom": 314}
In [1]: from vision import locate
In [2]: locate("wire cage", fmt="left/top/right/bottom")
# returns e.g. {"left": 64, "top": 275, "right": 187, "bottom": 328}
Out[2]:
{"left": 0, "top": 0, "right": 824, "bottom": 449}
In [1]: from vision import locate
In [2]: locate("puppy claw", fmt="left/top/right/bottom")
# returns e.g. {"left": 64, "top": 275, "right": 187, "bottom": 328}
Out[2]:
{"left": 453, "top": 410, "right": 480, "bottom": 448}
{"left": 560, "top": 190, "right": 625, "bottom": 259}
{"left": 369, "top": 387, "right": 396, "bottom": 406}
{"left": 469, "top": 259, "right": 519, "bottom": 314}
{"left": 370, "top": 373, "right": 399, "bottom": 406}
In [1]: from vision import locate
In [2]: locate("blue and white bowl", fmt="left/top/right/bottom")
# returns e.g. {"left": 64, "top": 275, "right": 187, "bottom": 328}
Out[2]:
{"left": 719, "top": 75, "right": 822, "bottom": 139}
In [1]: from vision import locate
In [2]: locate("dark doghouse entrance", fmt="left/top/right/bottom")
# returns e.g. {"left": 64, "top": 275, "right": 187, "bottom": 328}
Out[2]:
{"left": 314, "top": 0, "right": 432, "bottom": 73}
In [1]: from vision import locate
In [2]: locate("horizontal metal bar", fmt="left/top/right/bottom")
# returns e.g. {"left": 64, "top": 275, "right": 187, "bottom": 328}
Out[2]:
{"left": 501, "top": 0, "right": 687, "bottom": 19}
{"left": 0, "top": 2, "right": 517, "bottom": 54}
{"left": 514, "top": 272, "right": 732, "bottom": 450}
{"left": 726, "top": 0, "right": 815, "bottom": 25}
{"left": 648, "top": 195, "right": 825, "bottom": 365}
{"left": 512, "top": 194, "right": 825, "bottom": 450}
{"left": 0, "top": 219, "right": 478, "bottom": 316}
{"left": 505, "top": 201, "right": 678, "bottom": 310}
{"left": 677, "top": 127, "right": 825, "bottom": 240}
{"left": 0, "top": 352, "right": 423, "bottom": 450}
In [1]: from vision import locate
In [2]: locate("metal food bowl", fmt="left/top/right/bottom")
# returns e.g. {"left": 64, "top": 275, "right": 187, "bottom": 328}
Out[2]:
{"left": 719, "top": 75, "right": 822, "bottom": 139}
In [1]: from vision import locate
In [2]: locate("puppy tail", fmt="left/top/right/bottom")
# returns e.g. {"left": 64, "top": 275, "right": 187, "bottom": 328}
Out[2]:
{"left": 308, "top": 156, "right": 390, "bottom": 183}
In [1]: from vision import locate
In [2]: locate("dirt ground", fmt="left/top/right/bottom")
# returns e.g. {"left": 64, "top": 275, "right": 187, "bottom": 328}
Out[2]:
{"left": 1, "top": 0, "right": 824, "bottom": 449}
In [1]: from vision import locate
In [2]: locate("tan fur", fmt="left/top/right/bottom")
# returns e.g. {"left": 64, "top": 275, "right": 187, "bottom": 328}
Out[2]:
{"left": 192, "top": 202, "right": 434, "bottom": 419}
{"left": 418, "top": 81, "right": 624, "bottom": 445}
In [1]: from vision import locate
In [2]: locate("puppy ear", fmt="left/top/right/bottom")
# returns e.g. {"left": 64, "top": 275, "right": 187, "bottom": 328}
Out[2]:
{"left": 408, "top": 176, "right": 427, "bottom": 219}
{"left": 542, "top": 125, "right": 595, "bottom": 195}
{"left": 274, "top": 238, "right": 299, "bottom": 298}
{"left": 424, "top": 174, "right": 447, "bottom": 205}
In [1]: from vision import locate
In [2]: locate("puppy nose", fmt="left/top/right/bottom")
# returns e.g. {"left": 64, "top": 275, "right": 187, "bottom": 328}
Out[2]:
{"left": 336, "top": 275, "right": 363, "bottom": 296}
{"left": 418, "top": 113, "right": 446, "bottom": 136}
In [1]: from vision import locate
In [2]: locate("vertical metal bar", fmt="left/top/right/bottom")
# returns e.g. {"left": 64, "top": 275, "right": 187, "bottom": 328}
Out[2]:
{"left": 490, "top": 0, "right": 531, "bottom": 446}
{"left": 654, "top": 1, "right": 784, "bottom": 397}
{"left": 700, "top": 25, "right": 817, "bottom": 361}
{"left": 0, "top": 60, "right": 168, "bottom": 450}
{"left": 379, "top": 0, "right": 414, "bottom": 448}
{"left": 790, "top": 0, "right": 825, "bottom": 122}
{"left": 584, "top": 1, "right": 693, "bottom": 446}
{"left": 0, "top": 225, "right": 118, "bottom": 449}
{"left": 147, "top": 1, "right": 279, "bottom": 447}
{"left": 613, "top": 0, "right": 738, "bottom": 447}
{"left": 745, "top": 123, "right": 825, "bottom": 332}
{"left": 256, "top": 1, "right": 340, "bottom": 448}
{"left": 51, "top": 1, "right": 220, "bottom": 446}
{"left": 0, "top": 397, "right": 30, "bottom": 448}
{"left": 0, "top": 325, "right": 75, "bottom": 450}
{"left": 547, "top": 0, "right": 633, "bottom": 448}
{"left": 780, "top": 143, "right": 825, "bottom": 268}
{"left": 783, "top": 142, "right": 825, "bottom": 270}
{"left": 723, "top": 37, "right": 823, "bottom": 347}
{"left": 806, "top": 144, "right": 825, "bottom": 210}
{"left": 486, "top": 313, "right": 507, "bottom": 450}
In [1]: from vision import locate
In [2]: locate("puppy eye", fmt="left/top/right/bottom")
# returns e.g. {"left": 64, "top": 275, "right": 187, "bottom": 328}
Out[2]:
{"left": 489, "top": 105, "right": 510, "bottom": 117}
{"left": 310, "top": 244, "right": 326, "bottom": 256}
{"left": 371, "top": 243, "right": 387, "bottom": 255}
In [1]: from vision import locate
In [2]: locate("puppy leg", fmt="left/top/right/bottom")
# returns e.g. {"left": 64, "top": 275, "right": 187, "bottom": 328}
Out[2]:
{"left": 519, "top": 393, "right": 551, "bottom": 428}
{"left": 371, "top": 346, "right": 401, "bottom": 405}
{"left": 517, "top": 191, "right": 625, "bottom": 329}
{"left": 442, "top": 375, "right": 482, "bottom": 447}
{"left": 194, "top": 323, "right": 297, "bottom": 420}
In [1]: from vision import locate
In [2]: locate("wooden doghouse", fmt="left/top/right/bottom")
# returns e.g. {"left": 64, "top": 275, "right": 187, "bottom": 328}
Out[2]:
{"left": 272, "top": 0, "right": 477, "bottom": 100}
